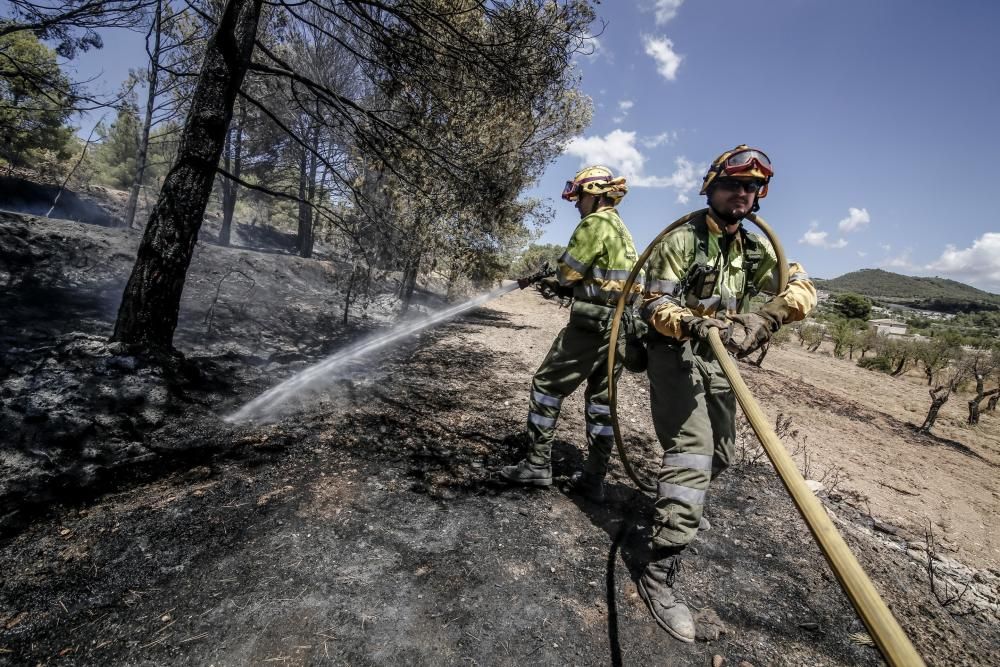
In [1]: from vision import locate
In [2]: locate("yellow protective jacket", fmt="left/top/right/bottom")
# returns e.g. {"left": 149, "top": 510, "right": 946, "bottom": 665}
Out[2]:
{"left": 642, "top": 211, "right": 816, "bottom": 339}
{"left": 558, "top": 207, "right": 644, "bottom": 306}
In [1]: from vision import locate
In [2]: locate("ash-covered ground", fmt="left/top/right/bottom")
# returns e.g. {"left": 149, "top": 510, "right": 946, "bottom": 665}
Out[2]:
{"left": 1, "top": 208, "right": 997, "bottom": 665}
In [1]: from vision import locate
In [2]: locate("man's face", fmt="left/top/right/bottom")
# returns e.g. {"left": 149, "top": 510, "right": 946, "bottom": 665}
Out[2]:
{"left": 708, "top": 178, "right": 763, "bottom": 222}
{"left": 575, "top": 192, "right": 596, "bottom": 218}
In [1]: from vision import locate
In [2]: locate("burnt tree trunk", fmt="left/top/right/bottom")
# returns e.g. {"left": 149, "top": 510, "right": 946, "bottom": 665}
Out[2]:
{"left": 399, "top": 258, "right": 419, "bottom": 315}
{"left": 112, "top": 0, "right": 264, "bottom": 351}
{"left": 124, "top": 0, "right": 163, "bottom": 230}
{"left": 988, "top": 394, "right": 999, "bottom": 412}
{"left": 890, "top": 357, "right": 908, "bottom": 377}
{"left": 296, "top": 125, "right": 319, "bottom": 258}
{"left": 219, "top": 101, "right": 245, "bottom": 247}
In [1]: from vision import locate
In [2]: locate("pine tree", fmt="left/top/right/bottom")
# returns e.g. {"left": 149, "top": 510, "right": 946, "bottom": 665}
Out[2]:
{"left": 0, "top": 29, "right": 74, "bottom": 170}
{"left": 92, "top": 100, "right": 141, "bottom": 189}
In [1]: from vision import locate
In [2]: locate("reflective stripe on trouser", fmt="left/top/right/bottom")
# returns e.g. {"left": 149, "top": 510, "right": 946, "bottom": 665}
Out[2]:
{"left": 646, "top": 339, "right": 736, "bottom": 549}
{"left": 525, "top": 314, "right": 623, "bottom": 473}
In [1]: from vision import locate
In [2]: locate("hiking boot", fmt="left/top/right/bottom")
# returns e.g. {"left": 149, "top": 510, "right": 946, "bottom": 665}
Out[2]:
{"left": 499, "top": 459, "right": 552, "bottom": 487}
{"left": 568, "top": 470, "right": 605, "bottom": 502}
{"left": 638, "top": 551, "right": 695, "bottom": 643}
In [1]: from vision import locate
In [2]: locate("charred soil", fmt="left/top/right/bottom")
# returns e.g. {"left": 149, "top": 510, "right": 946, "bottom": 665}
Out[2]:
{"left": 1, "top": 212, "right": 998, "bottom": 665}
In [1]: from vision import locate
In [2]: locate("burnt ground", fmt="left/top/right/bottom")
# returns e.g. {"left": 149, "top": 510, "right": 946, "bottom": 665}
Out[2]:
{"left": 1, "top": 210, "right": 998, "bottom": 665}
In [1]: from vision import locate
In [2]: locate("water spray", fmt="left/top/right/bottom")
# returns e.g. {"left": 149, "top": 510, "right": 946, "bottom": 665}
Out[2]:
{"left": 226, "top": 264, "right": 555, "bottom": 424}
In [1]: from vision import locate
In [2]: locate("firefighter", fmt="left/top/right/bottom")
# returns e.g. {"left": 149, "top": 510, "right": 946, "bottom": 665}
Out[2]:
{"left": 500, "top": 165, "right": 642, "bottom": 498}
{"left": 639, "top": 145, "right": 816, "bottom": 642}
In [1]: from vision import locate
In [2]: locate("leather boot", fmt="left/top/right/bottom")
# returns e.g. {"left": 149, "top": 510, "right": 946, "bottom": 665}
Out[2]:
{"left": 638, "top": 550, "right": 695, "bottom": 642}
{"left": 499, "top": 459, "right": 552, "bottom": 487}
{"left": 568, "top": 470, "right": 605, "bottom": 502}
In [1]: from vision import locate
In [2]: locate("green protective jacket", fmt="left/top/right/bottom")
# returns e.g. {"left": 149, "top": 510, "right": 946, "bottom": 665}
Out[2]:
{"left": 642, "top": 211, "right": 816, "bottom": 339}
{"left": 558, "top": 207, "right": 644, "bottom": 305}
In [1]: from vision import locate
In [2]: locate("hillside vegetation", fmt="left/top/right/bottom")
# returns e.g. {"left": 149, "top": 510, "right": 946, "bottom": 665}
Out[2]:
{"left": 815, "top": 269, "right": 1000, "bottom": 312}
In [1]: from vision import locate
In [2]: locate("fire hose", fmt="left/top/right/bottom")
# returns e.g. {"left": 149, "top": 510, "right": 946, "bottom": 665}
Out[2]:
{"left": 605, "top": 209, "right": 925, "bottom": 666}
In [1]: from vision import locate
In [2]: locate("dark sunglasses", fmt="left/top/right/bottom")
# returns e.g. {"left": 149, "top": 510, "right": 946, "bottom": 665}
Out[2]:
{"left": 715, "top": 179, "right": 764, "bottom": 194}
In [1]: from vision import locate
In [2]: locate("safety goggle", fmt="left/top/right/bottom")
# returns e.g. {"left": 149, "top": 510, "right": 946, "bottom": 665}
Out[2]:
{"left": 723, "top": 148, "right": 773, "bottom": 177}
{"left": 561, "top": 174, "right": 611, "bottom": 201}
{"left": 561, "top": 180, "right": 580, "bottom": 201}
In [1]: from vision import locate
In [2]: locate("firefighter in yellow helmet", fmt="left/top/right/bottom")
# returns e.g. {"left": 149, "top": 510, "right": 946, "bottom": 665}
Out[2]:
{"left": 638, "top": 146, "right": 817, "bottom": 642}
{"left": 501, "top": 166, "right": 643, "bottom": 497}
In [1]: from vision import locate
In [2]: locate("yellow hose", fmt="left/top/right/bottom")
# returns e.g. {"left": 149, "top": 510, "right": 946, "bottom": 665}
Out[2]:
{"left": 606, "top": 211, "right": 926, "bottom": 666}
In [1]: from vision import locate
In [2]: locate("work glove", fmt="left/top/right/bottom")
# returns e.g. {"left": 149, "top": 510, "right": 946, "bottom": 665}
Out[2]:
{"left": 726, "top": 298, "right": 792, "bottom": 358}
{"left": 680, "top": 315, "right": 732, "bottom": 344}
{"left": 537, "top": 276, "right": 574, "bottom": 301}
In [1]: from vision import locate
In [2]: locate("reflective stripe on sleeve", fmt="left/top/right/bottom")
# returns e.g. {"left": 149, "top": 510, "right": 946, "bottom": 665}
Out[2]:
{"left": 657, "top": 482, "right": 707, "bottom": 505}
{"left": 532, "top": 391, "right": 562, "bottom": 408}
{"left": 591, "top": 267, "right": 633, "bottom": 281}
{"left": 529, "top": 412, "right": 557, "bottom": 428}
{"left": 560, "top": 251, "right": 589, "bottom": 275}
{"left": 663, "top": 453, "right": 714, "bottom": 471}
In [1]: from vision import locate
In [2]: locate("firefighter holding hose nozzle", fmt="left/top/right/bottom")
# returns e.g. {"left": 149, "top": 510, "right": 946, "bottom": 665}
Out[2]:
{"left": 501, "top": 166, "right": 643, "bottom": 496}
{"left": 638, "top": 145, "right": 817, "bottom": 641}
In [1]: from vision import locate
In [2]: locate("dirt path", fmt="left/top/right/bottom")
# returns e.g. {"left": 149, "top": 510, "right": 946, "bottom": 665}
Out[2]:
{"left": 2, "top": 284, "right": 999, "bottom": 665}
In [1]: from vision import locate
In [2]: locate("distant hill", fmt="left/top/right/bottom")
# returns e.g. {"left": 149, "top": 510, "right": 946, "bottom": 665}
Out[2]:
{"left": 814, "top": 268, "right": 1000, "bottom": 313}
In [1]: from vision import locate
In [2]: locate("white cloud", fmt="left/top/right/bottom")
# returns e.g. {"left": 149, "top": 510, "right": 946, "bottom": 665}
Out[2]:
{"left": 613, "top": 100, "right": 634, "bottom": 124}
{"left": 838, "top": 207, "right": 870, "bottom": 233}
{"left": 881, "top": 248, "right": 914, "bottom": 270}
{"left": 578, "top": 35, "right": 609, "bottom": 61}
{"left": 651, "top": 0, "right": 685, "bottom": 25}
{"left": 564, "top": 129, "right": 701, "bottom": 203}
{"left": 643, "top": 35, "right": 683, "bottom": 81}
{"left": 642, "top": 131, "right": 676, "bottom": 148}
{"left": 880, "top": 243, "right": 892, "bottom": 252}
{"left": 925, "top": 232, "right": 1000, "bottom": 289}
{"left": 799, "top": 222, "right": 847, "bottom": 249}
{"left": 857, "top": 251, "right": 868, "bottom": 258}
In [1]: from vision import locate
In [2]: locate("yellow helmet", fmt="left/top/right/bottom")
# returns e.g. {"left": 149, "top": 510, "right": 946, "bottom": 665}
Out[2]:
{"left": 699, "top": 145, "right": 773, "bottom": 198}
{"left": 561, "top": 165, "right": 628, "bottom": 202}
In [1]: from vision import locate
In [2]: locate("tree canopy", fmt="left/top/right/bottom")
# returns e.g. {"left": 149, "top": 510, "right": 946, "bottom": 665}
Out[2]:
{"left": 0, "top": 27, "right": 74, "bottom": 169}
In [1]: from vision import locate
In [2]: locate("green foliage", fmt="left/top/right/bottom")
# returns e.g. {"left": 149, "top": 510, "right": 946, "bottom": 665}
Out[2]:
{"left": 830, "top": 318, "right": 863, "bottom": 358}
{"left": 509, "top": 242, "right": 566, "bottom": 278}
{"left": 858, "top": 356, "right": 893, "bottom": 372}
{"left": 794, "top": 321, "right": 826, "bottom": 351}
{"left": 90, "top": 101, "right": 141, "bottom": 189}
{"left": 0, "top": 28, "right": 75, "bottom": 169}
{"left": 831, "top": 292, "right": 872, "bottom": 321}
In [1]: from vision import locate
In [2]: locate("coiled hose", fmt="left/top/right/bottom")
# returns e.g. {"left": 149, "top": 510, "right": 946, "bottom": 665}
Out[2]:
{"left": 605, "top": 210, "right": 925, "bottom": 666}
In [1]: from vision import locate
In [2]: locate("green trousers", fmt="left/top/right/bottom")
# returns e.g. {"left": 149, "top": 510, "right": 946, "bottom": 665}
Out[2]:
{"left": 526, "top": 301, "right": 624, "bottom": 475}
{"left": 647, "top": 338, "right": 736, "bottom": 549}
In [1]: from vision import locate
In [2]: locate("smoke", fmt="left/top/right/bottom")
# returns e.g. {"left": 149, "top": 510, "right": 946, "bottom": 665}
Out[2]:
{"left": 0, "top": 176, "right": 117, "bottom": 226}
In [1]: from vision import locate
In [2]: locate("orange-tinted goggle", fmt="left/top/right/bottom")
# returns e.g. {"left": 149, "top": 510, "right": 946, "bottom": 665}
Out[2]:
{"left": 560, "top": 175, "right": 610, "bottom": 201}
{"left": 723, "top": 148, "right": 773, "bottom": 177}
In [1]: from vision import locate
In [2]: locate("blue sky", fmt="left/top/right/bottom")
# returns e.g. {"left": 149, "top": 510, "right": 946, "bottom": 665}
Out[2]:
{"left": 61, "top": 0, "right": 1000, "bottom": 292}
{"left": 526, "top": 0, "right": 1000, "bottom": 293}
